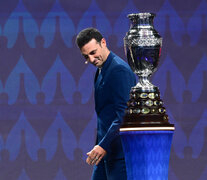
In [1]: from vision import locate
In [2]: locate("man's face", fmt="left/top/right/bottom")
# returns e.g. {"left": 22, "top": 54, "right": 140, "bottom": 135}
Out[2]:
{"left": 80, "top": 38, "right": 108, "bottom": 68}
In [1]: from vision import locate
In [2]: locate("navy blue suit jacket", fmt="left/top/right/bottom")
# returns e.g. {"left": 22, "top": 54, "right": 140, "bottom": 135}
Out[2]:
{"left": 94, "top": 51, "right": 136, "bottom": 160}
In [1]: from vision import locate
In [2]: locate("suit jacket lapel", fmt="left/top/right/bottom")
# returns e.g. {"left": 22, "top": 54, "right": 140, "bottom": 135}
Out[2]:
{"left": 94, "top": 69, "right": 99, "bottom": 84}
{"left": 94, "top": 52, "right": 114, "bottom": 95}
{"left": 95, "top": 69, "right": 102, "bottom": 90}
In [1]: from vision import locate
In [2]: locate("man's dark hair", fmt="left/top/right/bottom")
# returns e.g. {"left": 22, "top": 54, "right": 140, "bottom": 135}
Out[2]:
{"left": 76, "top": 28, "right": 103, "bottom": 49}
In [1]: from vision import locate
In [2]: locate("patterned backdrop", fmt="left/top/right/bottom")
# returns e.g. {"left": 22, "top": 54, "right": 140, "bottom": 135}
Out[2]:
{"left": 0, "top": 0, "right": 206, "bottom": 179}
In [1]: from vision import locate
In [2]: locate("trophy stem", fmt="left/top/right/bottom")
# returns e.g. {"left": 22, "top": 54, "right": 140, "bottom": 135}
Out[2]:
{"left": 134, "top": 75, "right": 155, "bottom": 91}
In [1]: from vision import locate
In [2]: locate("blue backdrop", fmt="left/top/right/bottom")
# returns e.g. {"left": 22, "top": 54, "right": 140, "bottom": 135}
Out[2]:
{"left": 0, "top": 0, "right": 206, "bottom": 179}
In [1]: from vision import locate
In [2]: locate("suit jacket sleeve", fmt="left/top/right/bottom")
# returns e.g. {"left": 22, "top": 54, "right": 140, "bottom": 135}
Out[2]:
{"left": 98, "top": 66, "right": 135, "bottom": 152}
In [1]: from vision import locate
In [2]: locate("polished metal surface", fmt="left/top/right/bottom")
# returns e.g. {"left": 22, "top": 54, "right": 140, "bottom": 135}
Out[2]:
{"left": 124, "top": 13, "right": 162, "bottom": 91}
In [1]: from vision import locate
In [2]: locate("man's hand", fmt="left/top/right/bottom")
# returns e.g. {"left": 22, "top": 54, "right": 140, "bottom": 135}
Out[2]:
{"left": 86, "top": 145, "right": 106, "bottom": 166}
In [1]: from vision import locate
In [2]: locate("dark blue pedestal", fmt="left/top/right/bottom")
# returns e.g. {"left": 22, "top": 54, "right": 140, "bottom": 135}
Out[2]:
{"left": 120, "top": 129, "right": 174, "bottom": 180}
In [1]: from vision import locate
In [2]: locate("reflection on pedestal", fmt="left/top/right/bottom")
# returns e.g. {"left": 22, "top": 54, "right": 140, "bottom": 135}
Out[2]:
{"left": 120, "top": 129, "right": 174, "bottom": 180}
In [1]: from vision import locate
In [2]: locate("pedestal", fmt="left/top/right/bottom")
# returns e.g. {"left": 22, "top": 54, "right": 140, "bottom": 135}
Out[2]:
{"left": 120, "top": 127, "right": 174, "bottom": 180}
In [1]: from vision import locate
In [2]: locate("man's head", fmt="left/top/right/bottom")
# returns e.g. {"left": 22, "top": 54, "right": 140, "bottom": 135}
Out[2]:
{"left": 76, "top": 28, "right": 110, "bottom": 68}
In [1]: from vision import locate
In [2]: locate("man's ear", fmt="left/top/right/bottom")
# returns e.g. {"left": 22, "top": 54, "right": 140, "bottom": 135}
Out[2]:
{"left": 100, "top": 38, "right": 107, "bottom": 47}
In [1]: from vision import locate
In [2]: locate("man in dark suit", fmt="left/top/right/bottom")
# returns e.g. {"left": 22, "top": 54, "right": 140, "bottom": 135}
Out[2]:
{"left": 76, "top": 28, "right": 136, "bottom": 180}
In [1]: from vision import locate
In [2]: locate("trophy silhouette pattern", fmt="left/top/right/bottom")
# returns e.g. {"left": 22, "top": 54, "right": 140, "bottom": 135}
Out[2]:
{"left": 0, "top": 0, "right": 206, "bottom": 179}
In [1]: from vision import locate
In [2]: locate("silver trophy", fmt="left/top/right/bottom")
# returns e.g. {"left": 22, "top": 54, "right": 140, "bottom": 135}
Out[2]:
{"left": 120, "top": 13, "right": 174, "bottom": 180}
{"left": 124, "top": 13, "right": 162, "bottom": 92}
{"left": 121, "top": 12, "right": 175, "bottom": 128}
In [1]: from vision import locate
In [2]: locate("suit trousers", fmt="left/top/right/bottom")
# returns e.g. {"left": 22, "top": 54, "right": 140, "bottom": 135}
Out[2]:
{"left": 91, "top": 158, "right": 127, "bottom": 180}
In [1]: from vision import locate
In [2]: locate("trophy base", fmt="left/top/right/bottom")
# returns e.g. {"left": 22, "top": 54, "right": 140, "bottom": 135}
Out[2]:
{"left": 121, "top": 86, "right": 174, "bottom": 128}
